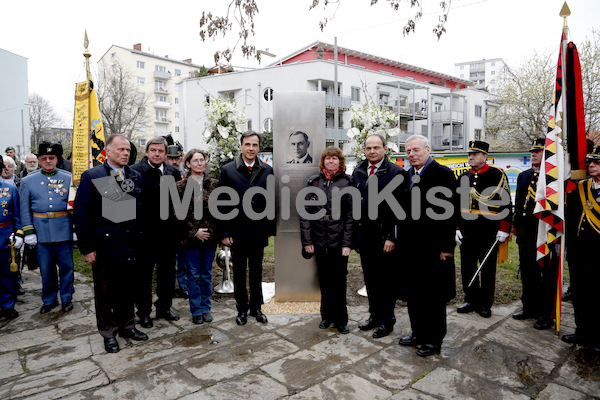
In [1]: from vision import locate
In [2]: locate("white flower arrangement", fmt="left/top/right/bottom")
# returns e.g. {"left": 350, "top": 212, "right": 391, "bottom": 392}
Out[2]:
{"left": 203, "top": 97, "right": 245, "bottom": 174}
{"left": 347, "top": 102, "right": 400, "bottom": 161}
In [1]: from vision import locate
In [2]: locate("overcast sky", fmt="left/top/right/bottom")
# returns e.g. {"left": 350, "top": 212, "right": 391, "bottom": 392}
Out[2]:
{"left": 2, "top": 0, "right": 598, "bottom": 123}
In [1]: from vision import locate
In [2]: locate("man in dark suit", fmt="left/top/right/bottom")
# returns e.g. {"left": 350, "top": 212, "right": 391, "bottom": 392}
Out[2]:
{"left": 456, "top": 140, "right": 512, "bottom": 318}
{"left": 512, "top": 138, "right": 556, "bottom": 330}
{"left": 398, "top": 134, "right": 457, "bottom": 357}
{"left": 287, "top": 131, "right": 313, "bottom": 164}
{"left": 352, "top": 133, "right": 407, "bottom": 339}
{"left": 74, "top": 134, "right": 148, "bottom": 353}
{"left": 219, "top": 131, "right": 275, "bottom": 325}
{"left": 131, "top": 137, "right": 182, "bottom": 328}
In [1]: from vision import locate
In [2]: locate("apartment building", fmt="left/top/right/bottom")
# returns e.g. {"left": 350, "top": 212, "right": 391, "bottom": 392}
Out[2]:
{"left": 454, "top": 58, "right": 506, "bottom": 93}
{"left": 98, "top": 44, "right": 204, "bottom": 147}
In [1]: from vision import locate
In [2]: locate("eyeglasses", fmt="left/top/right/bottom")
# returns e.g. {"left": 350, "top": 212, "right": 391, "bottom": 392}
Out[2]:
{"left": 190, "top": 159, "right": 206, "bottom": 164}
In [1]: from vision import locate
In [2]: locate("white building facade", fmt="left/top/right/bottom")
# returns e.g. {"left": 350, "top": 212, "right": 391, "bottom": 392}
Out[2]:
{"left": 98, "top": 44, "right": 204, "bottom": 147}
{"left": 454, "top": 58, "right": 506, "bottom": 94}
{"left": 0, "top": 48, "right": 30, "bottom": 160}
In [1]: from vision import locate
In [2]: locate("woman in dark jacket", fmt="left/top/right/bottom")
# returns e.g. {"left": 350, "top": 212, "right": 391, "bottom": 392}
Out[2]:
{"left": 176, "top": 149, "right": 218, "bottom": 324}
{"left": 300, "top": 146, "right": 354, "bottom": 334}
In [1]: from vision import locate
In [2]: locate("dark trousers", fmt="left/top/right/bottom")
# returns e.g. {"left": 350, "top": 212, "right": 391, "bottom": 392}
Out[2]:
{"left": 231, "top": 235, "right": 265, "bottom": 313}
{"left": 92, "top": 259, "right": 135, "bottom": 338}
{"left": 359, "top": 240, "right": 396, "bottom": 327}
{"left": 460, "top": 230, "right": 497, "bottom": 309}
{"left": 571, "top": 260, "right": 600, "bottom": 346}
{"left": 315, "top": 247, "right": 348, "bottom": 325}
{"left": 407, "top": 297, "right": 446, "bottom": 346}
{"left": 135, "top": 238, "right": 176, "bottom": 316}
{"left": 519, "top": 244, "right": 558, "bottom": 319}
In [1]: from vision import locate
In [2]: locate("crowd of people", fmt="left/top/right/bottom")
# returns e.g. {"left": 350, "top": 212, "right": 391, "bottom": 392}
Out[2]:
{"left": 0, "top": 132, "right": 598, "bottom": 357}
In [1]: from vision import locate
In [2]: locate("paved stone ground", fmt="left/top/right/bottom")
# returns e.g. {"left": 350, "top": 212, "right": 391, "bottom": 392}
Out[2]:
{"left": 1, "top": 269, "right": 599, "bottom": 400}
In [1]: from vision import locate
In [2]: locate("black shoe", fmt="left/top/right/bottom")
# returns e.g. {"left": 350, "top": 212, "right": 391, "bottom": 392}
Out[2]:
{"left": 399, "top": 335, "right": 422, "bottom": 347}
{"left": 372, "top": 325, "right": 393, "bottom": 339}
{"left": 139, "top": 315, "right": 153, "bottom": 328}
{"left": 250, "top": 309, "right": 268, "bottom": 323}
{"left": 156, "top": 309, "right": 180, "bottom": 321}
{"left": 236, "top": 312, "right": 248, "bottom": 326}
{"left": 359, "top": 317, "right": 377, "bottom": 331}
{"left": 120, "top": 328, "right": 148, "bottom": 341}
{"left": 62, "top": 302, "right": 73, "bottom": 312}
{"left": 457, "top": 302, "right": 474, "bottom": 313}
{"left": 192, "top": 315, "right": 204, "bottom": 324}
{"left": 319, "top": 320, "right": 332, "bottom": 329}
{"left": 104, "top": 337, "right": 120, "bottom": 353}
{"left": 40, "top": 301, "right": 59, "bottom": 314}
{"left": 562, "top": 334, "right": 585, "bottom": 345}
{"left": 478, "top": 308, "right": 492, "bottom": 318}
{"left": 534, "top": 317, "right": 553, "bottom": 330}
{"left": 512, "top": 310, "right": 535, "bottom": 320}
{"left": 175, "top": 288, "right": 189, "bottom": 299}
{"left": 336, "top": 324, "right": 350, "bottom": 334}
{"left": 202, "top": 312, "right": 213, "bottom": 322}
{"left": 562, "top": 288, "right": 572, "bottom": 302}
{"left": 416, "top": 344, "right": 441, "bottom": 357}
{"left": 2, "top": 308, "right": 19, "bottom": 320}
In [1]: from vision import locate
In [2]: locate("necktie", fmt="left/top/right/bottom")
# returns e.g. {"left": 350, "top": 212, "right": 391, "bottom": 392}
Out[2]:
{"left": 118, "top": 170, "right": 124, "bottom": 180}
{"left": 248, "top": 165, "right": 252, "bottom": 171}
{"left": 369, "top": 165, "right": 375, "bottom": 176}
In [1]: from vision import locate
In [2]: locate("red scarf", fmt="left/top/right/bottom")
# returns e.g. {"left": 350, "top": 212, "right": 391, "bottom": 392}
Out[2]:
{"left": 322, "top": 168, "right": 342, "bottom": 181}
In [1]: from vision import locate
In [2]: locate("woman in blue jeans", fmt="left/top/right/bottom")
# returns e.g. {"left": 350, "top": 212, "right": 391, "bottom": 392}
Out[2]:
{"left": 175, "top": 149, "right": 218, "bottom": 324}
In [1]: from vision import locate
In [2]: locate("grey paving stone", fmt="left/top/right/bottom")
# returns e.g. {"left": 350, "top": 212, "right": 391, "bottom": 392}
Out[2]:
{"left": 412, "top": 367, "right": 530, "bottom": 400}
{"left": 288, "top": 372, "right": 392, "bottom": 399}
{"left": 389, "top": 389, "right": 440, "bottom": 400}
{"left": 0, "top": 359, "right": 108, "bottom": 400}
{"left": 0, "top": 351, "right": 25, "bottom": 380}
{"left": 351, "top": 345, "right": 438, "bottom": 391}
{"left": 93, "top": 327, "right": 229, "bottom": 380}
{"left": 554, "top": 348, "right": 600, "bottom": 398}
{"left": 22, "top": 335, "right": 93, "bottom": 373}
{"left": 536, "top": 383, "right": 590, "bottom": 400}
{"left": 57, "top": 314, "right": 98, "bottom": 339}
{"left": 182, "top": 332, "right": 299, "bottom": 383}
{"left": 0, "top": 325, "right": 60, "bottom": 352}
{"left": 274, "top": 316, "right": 336, "bottom": 348}
{"left": 180, "top": 373, "right": 289, "bottom": 400}
{"left": 262, "top": 333, "right": 381, "bottom": 389}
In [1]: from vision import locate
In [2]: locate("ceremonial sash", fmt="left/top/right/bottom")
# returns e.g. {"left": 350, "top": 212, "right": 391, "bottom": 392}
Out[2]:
{"left": 577, "top": 179, "right": 600, "bottom": 235}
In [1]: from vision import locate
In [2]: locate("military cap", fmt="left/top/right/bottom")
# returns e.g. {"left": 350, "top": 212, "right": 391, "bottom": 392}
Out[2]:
{"left": 167, "top": 145, "right": 182, "bottom": 158}
{"left": 530, "top": 138, "right": 545, "bottom": 152}
{"left": 586, "top": 145, "right": 600, "bottom": 162}
{"left": 5, "top": 146, "right": 15, "bottom": 152}
{"left": 467, "top": 140, "right": 489, "bottom": 154}
{"left": 35, "top": 142, "right": 61, "bottom": 157}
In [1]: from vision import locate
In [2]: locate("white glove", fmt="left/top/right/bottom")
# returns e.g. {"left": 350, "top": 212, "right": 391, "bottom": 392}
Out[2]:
{"left": 496, "top": 231, "right": 510, "bottom": 243}
{"left": 14, "top": 236, "right": 24, "bottom": 249}
{"left": 455, "top": 230, "right": 463, "bottom": 245}
{"left": 72, "top": 232, "right": 78, "bottom": 242}
{"left": 24, "top": 234, "right": 37, "bottom": 246}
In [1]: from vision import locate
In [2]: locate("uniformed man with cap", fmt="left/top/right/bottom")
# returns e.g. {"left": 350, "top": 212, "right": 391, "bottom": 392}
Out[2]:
{"left": 512, "top": 138, "right": 557, "bottom": 330}
{"left": 456, "top": 140, "right": 512, "bottom": 318}
{"left": 562, "top": 145, "right": 600, "bottom": 353}
{"left": 0, "top": 155, "right": 24, "bottom": 320}
{"left": 20, "top": 142, "right": 75, "bottom": 314}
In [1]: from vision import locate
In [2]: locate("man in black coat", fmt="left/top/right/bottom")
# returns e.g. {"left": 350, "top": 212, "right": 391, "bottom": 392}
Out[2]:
{"left": 456, "top": 140, "right": 512, "bottom": 318}
{"left": 352, "top": 133, "right": 408, "bottom": 339}
{"left": 398, "top": 134, "right": 457, "bottom": 357}
{"left": 512, "top": 138, "right": 556, "bottom": 330}
{"left": 219, "top": 131, "right": 275, "bottom": 326}
{"left": 74, "top": 134, "right": 148, "bottom": 353}
{"left": 131, "top": 137, "right": 182, "bottom": 328}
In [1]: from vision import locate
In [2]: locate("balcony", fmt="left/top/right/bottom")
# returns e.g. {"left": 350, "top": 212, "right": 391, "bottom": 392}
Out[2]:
{"left": 390, "top": 102, "right": 428, "bottom": 119}
{"left": 325, "top": 94, "right": 351, "bottom": 110}
{"left": 154, "top": 87, "right": 170, "bottom": 95}
{"left": 154, "top": 100, "right": 172, "bottom": 109}
{"left": 326, "top": 128, "right": 350, "bottom": 141}
{"left": 154, "top": 70, "right": 172, "bottom": 80}
{"left": 155, "top": 117, "right": 171, "bottom": 124}
{"left": 432, "top": 111, "right": 464, "bottom": 124}
{"left": 470, "top": 65, "right": 484, "bottom": 73}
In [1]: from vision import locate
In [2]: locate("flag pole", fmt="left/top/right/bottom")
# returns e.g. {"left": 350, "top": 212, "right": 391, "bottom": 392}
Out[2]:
{"left": 83, "top": 31, "right": 93, "bottom": 170}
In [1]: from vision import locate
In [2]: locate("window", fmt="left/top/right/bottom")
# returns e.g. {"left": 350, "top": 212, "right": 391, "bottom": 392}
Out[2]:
{"left": 245, "top": 89, "right": 252, "bottom": 105}
{"left": 247, "top": 119, "right": 252, "bottom": 130}
{"left": 111, "top": 52, "right": 116, "bottom": 59}
{"left": 397, "top": 96, "right": 408, "bottom": 108}
{"left": 158, "top": 95, "right": 167, "bottom": 102}
{"left": 474, "top": 129, "right": 482, "bottom": 140}
{"left": 460, "top": 74, "right": 464, "bottom": 79}
{"left": 174, "top": 69, "right": 181, "bottom": 76}
{"left": 491, "top": 70, "right": 496, "bottom": 75}
{"left": 138, "top": 107, "right": 145, "bottom": 116}
{"left": 137, "top": 61, "right": 145, "bottom": 69}
{"left": 137, "top": 77, "right": 145, "bottom": 85}
{"left": 460, "top": 65, "right": 464, "bottom": 70}
{"left": 155, "top": 65, "right": 166, "bottom": 72}
{"left": 112, "top": 64, "right": 118, "bottom": 72}
{"left": 351, "top": 87, "right": 360, "bottom": 102}
{"left": 378, "top": 91, "right": 390, "bottom": 106}
{"left": 175, "top": 112, "right": 179, "bottom": 119}
{"left": 470, "top": 63, "right": 477, "bottom": 68}
{"left": 263, "top": 87, "right": 273, "bottom": 102}
{"left": 175, "top": 97, "right": 179, "bottom": 104}
{"left": 139, "top": 138, "right": 147, "bottom": 146}
{"left": 491, "top": 62, "right": 496, "bottom": 67}
{"left": 156, "top": 109, "right": 167, "bottom": 120}
{"left": 205, "top": 95, "right": 210, "bottom": 104}
{"left": 175, "top": 126, "right": 179, "bottom": 133}
{"left": 434, "top": 102, "right": 443, "bottom": 112}
{"left": 263, "top": 118, "right": 273, "bottom": 132}
{"left": 475, "top": 105, "right": 482, "bottom": 117}
{"left": 222, "top": 92, "right": 234, "bottom": 102}
{"left": 155, "top": 80, "right": 166, "bottom": 91}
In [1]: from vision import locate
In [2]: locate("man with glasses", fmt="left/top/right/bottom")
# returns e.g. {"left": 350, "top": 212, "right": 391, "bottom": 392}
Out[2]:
{"left": 562, "top": 145, "right": 600, "bottom": 353}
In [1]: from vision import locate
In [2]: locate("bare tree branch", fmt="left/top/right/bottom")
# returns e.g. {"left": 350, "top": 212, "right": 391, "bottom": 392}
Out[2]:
{"left": 29, "top": 92, "right": 62, "bottom": 149}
